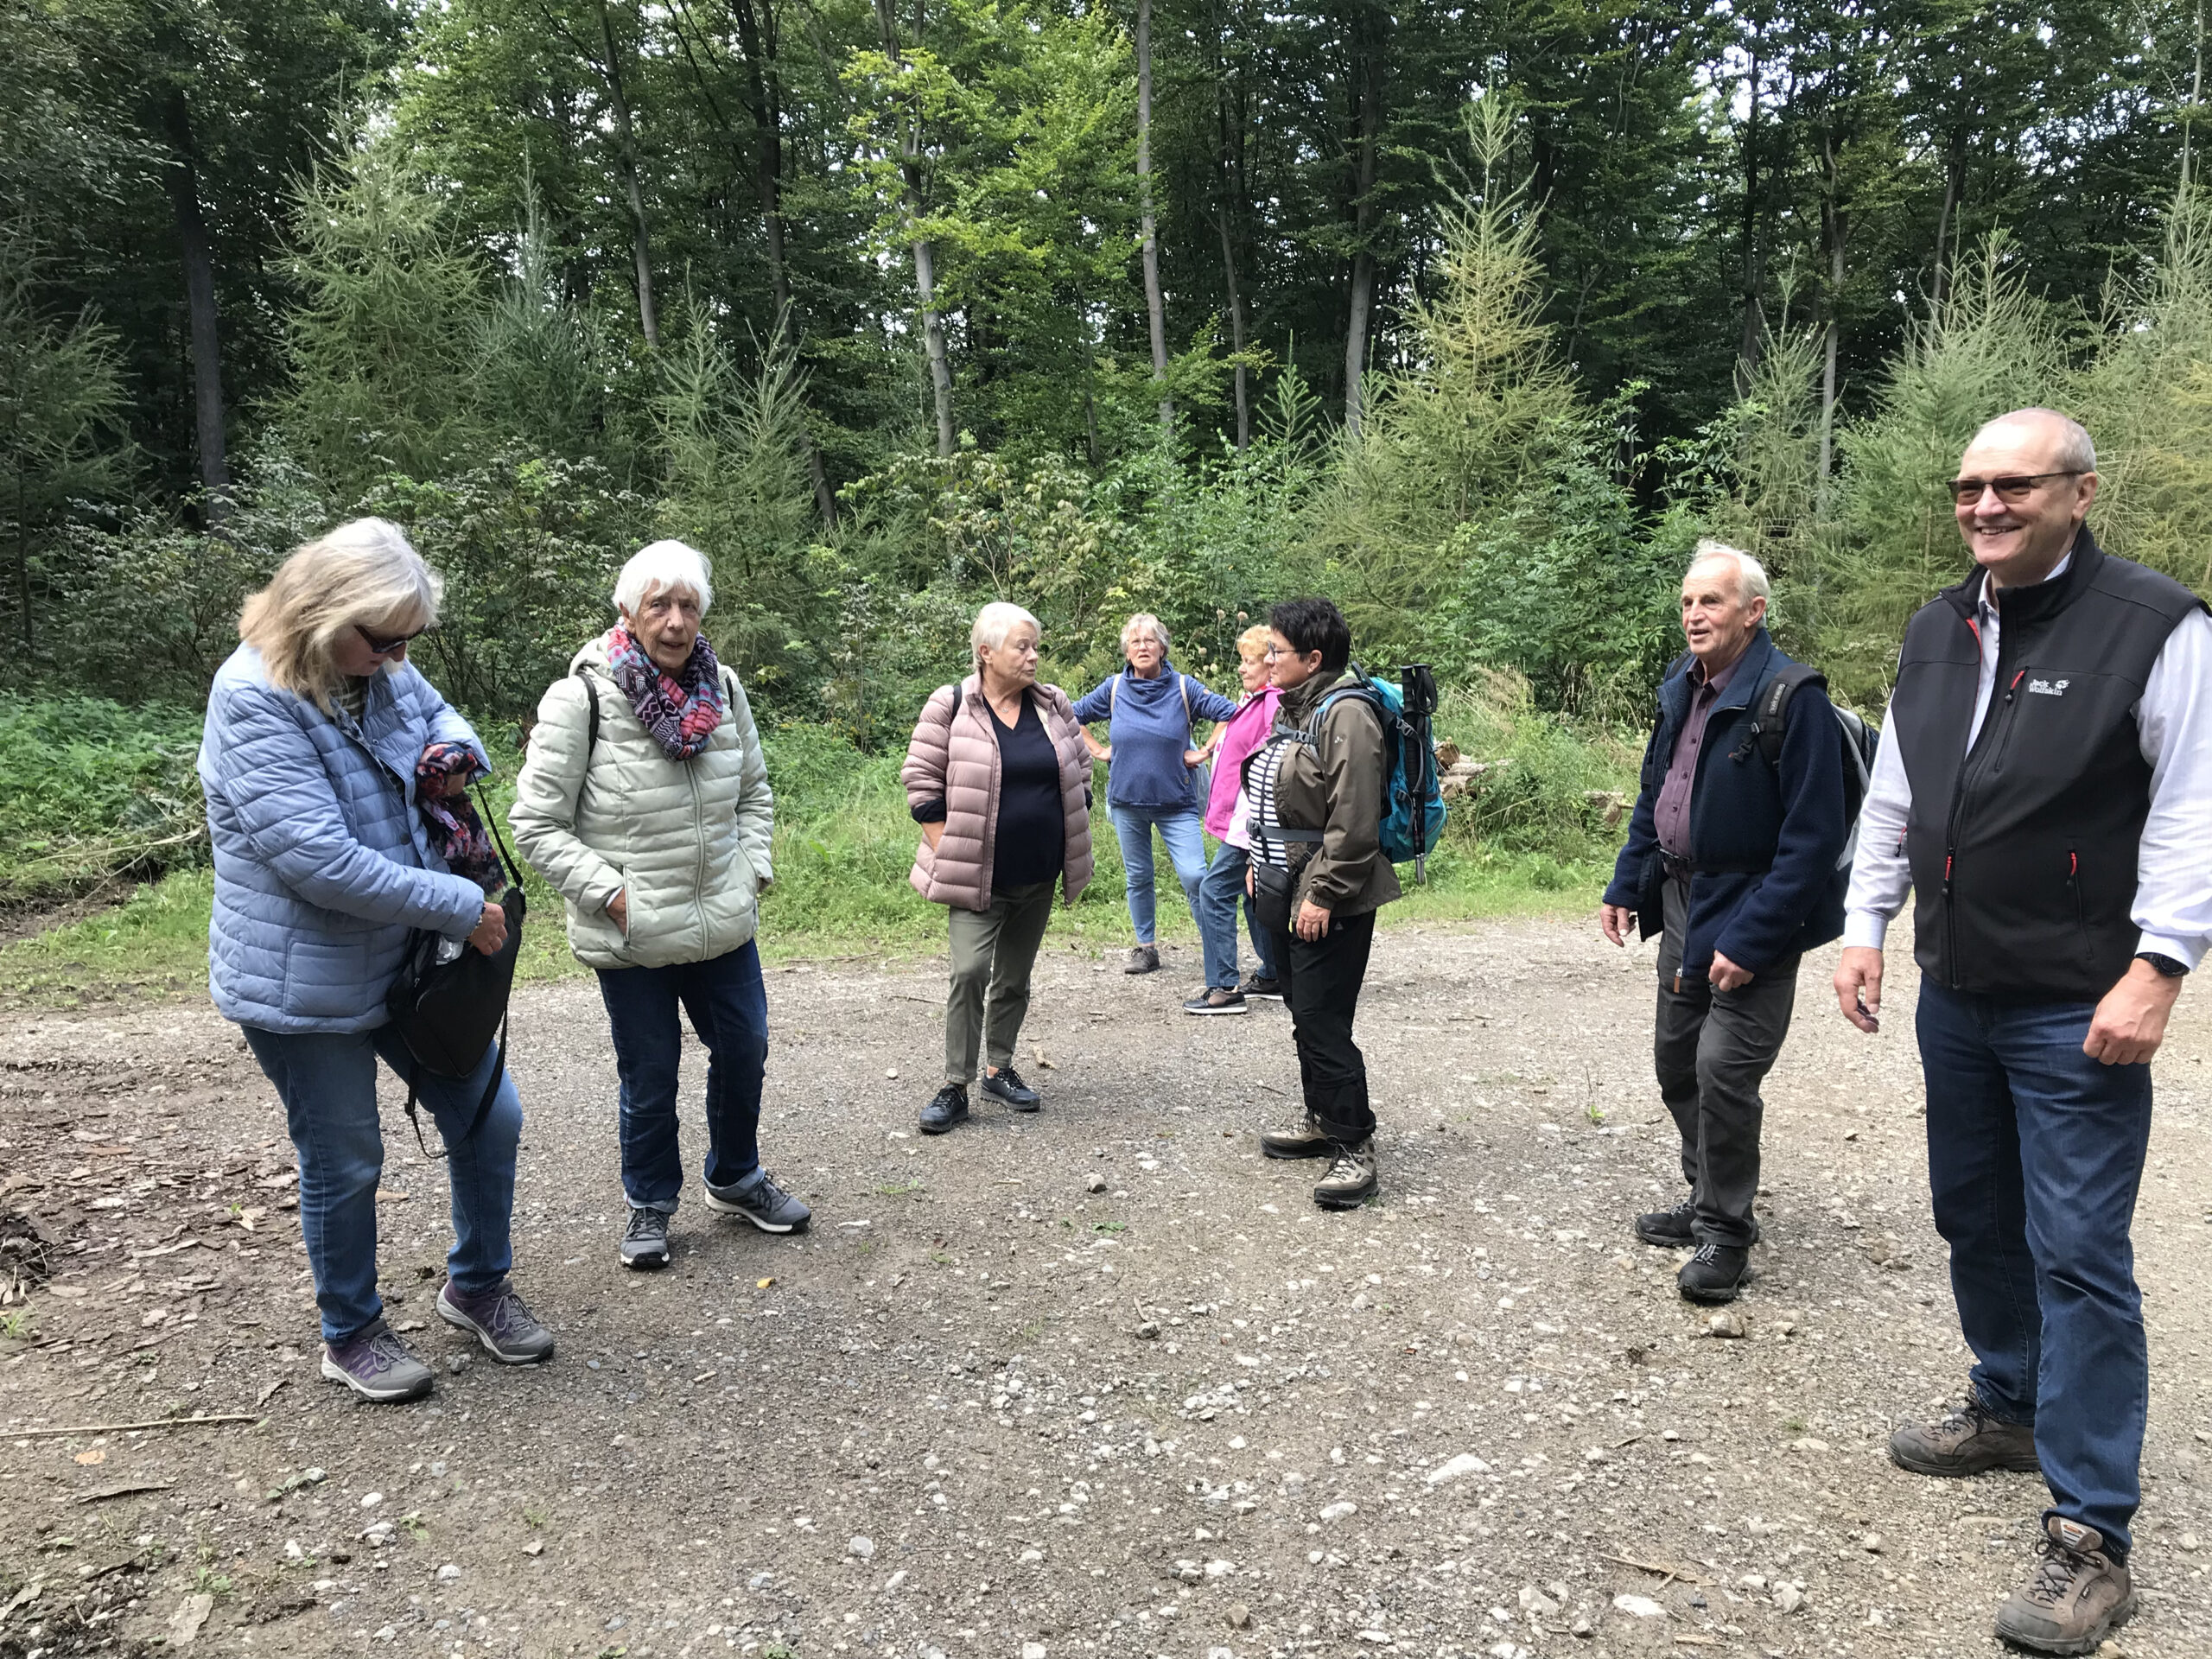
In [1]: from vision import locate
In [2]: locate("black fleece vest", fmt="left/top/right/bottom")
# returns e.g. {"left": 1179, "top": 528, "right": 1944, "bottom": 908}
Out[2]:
{"left": 1891, "top": 532, "right": 2204, "bottom": 1000}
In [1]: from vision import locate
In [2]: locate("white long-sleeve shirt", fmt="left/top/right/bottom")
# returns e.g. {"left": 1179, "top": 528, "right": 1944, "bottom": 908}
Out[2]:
{"left": 1842, "top": 563, "right": 2212, "bottom": 969}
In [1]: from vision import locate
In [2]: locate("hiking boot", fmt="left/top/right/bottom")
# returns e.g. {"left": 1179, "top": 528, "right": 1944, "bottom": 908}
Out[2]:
{"left": 1123, "top": 944, "right": 1160, "bottom": 975}
{"left": 1260, "top": 1113, "right": 1333, "bottom": 1160}
{"left": 920, "top": 1083, "right": 970, "bottom": 1135}
{"left": 1634, "top": 1201, "right": 1762, "bottom": 1248}
{"left": 620, "top": 1205, "right": 671, "bottom": 1270}
{"left": 1239, "top": 974, "right": 1283, "bottom": 1001}
{"left": 1183, "top": 987, "right": 1249, "bottom": 1016}
{"left": 1313, "top": 1141, "right": 1378, "bottom": 1209}
{"left": 321, "top": 1318, "right": 434, "bottom": 1402}
{"left": 703, "top": 1167, "right": 812, "bottom": 1233}
{"left": 1993, "top": 1516, "right": 2134, "bottom": 1656}
{"left": 981, "top": 1067, "right": 1040, "bottom": 1110}
{"left": 1890, "top": 1393, "right": 2043, "bottom": 1478}
{"left": 1677, "top": 1242, "right": 1750, "bottom": 1303}
{"left": 437, "top": 1279, "right": 555, "bottom": 1364}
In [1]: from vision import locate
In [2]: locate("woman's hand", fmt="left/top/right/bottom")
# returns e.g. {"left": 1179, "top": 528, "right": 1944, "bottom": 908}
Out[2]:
{"left": 1183, "top": 747, "right": 1209, "bottom": 769}
{"left": 468, "top": 900, "right": 509, "bottom": 956}
{"left": 1294, "top": 899, "right": 1332, "bottom": 941}
{"left": 922, "top": 822, "right": 946, "bottom": 850}
{"left": 1083, "top": 731, "right": 1111, "bottom": 762}
{"left": 607, "top": 889, "right": 628, "bottom": 933}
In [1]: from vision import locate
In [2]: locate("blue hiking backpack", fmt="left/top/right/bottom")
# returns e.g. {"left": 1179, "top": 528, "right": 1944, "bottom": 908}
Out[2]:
{"left": 1316, "top": 663, "right": 1448, "bottom": 880}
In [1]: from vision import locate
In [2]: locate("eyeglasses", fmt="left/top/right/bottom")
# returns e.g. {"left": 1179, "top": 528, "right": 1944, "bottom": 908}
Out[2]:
{"left": 355, "top": 623, "right": 429, "bottom": 658}
{"left": 1945, "top": 471, "right": 2082, "bottom": 506}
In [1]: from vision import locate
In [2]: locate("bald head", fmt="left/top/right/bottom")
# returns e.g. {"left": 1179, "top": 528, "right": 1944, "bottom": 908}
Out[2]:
{"left": 1967, "top": 408, "right": 2096, "bottom": 474}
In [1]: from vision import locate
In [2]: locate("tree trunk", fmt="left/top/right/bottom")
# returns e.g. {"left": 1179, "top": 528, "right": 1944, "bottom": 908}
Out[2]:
{"left": 1733, "top": 37, "right": 1765, "bottom": 396}
{"left": 162, "top": 87, "right": 229, "bottom": 516}
{"left": 1818, "top": 130, "right": 1843, "bottom": 514}
{"left": 1214, "top": 35, "right": 1250, "bottom": 449}
{"left": 1341, "top": 1, "right": 1384, "bottom": 435}
{"left": 597, "top": 1, "right": 660, "bottom": 348}
{"left": 1931, "top": 133, "right": 1963, "bottom": 308}
{"left": 876, "top": 0, "right": 955, "bottom": 455}
{"left": 1136, "top": 0, "right": 1173, "bottom": 430}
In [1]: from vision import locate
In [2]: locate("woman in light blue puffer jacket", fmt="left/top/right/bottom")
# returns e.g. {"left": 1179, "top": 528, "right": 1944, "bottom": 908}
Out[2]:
{"left": 199, "top": 518, "right": 552, "bottom": 1403}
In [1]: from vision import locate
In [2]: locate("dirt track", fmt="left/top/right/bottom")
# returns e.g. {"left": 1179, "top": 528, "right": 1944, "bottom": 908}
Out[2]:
{"left": 3, "top": 914, "right": 2210, "bottom": 1659}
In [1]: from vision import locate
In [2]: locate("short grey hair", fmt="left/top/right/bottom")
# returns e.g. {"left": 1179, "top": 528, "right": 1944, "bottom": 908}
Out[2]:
{"left": 971, "top": 601, "right": 1040, "bottom": 668}
{"left": 614, "top": 539, "right": 715, "bottom": 616}
{"left": 1688, "top": 539, "right": 1771, "bottom": 606}
{"left": 1120, "top": 612, "right": 1168, "bottom": 652}
{"left": 1973, "top": 407, "right": 2097, "bottom": 473}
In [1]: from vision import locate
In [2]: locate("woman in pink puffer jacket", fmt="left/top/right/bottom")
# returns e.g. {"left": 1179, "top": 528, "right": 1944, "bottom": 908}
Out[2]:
{"left": 901, "top": 602, "right": 1094, "bottom": 1135}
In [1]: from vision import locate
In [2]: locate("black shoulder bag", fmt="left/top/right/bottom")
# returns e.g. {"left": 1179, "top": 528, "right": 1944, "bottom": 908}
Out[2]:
{"left": 384, "top": 779, "right": 527, "bottom": 1157}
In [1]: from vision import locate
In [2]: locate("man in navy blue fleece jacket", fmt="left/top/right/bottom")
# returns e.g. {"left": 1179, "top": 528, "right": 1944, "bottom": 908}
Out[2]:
{"left": 1600, "top": 542, "right": 1848, "bottom": 1303}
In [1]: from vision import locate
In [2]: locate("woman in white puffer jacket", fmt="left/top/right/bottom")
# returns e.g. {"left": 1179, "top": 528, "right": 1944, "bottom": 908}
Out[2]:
{"left": 512, "top": 540, "right": 810, "bottom": 1271}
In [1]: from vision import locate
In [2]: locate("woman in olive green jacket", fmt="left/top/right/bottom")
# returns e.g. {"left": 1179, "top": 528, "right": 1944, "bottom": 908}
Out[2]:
{"left": 512, "top": 540, "right": 810, "bottom": 1273}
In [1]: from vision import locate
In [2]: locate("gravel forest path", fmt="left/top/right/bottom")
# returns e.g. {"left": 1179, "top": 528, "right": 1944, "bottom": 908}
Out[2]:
{"left": 3, "top": 915, "right": 2210, "bottom": 1659}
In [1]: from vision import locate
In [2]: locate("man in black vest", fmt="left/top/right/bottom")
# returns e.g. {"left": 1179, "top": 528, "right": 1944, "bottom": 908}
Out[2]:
{"left": 1834, "top": 409, "right": 2212, "bottom": 1656}
{"left": 1602, "top": 543, "right": 1847, "bottom": 1303}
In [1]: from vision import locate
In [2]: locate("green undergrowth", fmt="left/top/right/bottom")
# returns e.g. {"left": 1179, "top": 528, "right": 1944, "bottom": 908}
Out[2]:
{"left": 0, "top": 681, "right": 1636, "bottom": 1008}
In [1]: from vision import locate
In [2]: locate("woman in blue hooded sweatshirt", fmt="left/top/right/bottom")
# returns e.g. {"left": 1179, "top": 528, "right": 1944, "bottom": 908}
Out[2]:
{"left": 1072, "top": 613, "right": 1237, "bottom": 976}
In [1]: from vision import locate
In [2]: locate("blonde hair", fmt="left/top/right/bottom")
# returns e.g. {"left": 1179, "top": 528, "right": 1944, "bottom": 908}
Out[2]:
{"left": 615, "top": 539, "right": 715, "bottom": 616}
{"left": 971, "top": 601, "right": 1040, "bottom": 670}
{"left": 1121, "top": 612, "right": 1168, "bottom": 653}
{"left": 239, "top": 518, "right": 442, "bottom": 709}
{"left": 1236, "top": 624, "right": 1271, "bottom": 660}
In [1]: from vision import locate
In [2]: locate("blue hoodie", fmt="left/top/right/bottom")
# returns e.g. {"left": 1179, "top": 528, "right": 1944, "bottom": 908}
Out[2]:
{"left": 1071, "top": 661, "right": 1238, "bottom": 811}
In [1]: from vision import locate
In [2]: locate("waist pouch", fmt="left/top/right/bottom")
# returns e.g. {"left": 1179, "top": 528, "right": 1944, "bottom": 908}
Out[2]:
{"left": 1251, "top": 861, "right": 1296, "bottom": 937}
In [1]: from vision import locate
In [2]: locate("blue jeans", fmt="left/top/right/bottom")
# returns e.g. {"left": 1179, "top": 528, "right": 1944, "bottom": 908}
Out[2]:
{"left": 1197, "top": 841, "right": 1278, "bottom": 989}
{"left": 242, "top": 1023, "right": 522, "bottom": 1344}
{"left": 1110, "top": 805, "right": 1209, "bottom": 946}
{"left": 596, "top": 941, "right": 768, "bottom": 1211}
{"left": 1916, "top": 981, "right": 2154, "bottom": 1554}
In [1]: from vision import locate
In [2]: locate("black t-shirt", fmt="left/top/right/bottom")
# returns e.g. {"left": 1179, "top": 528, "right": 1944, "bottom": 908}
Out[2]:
{"left": 989, "top": 694, "right": 1065, "bottom": 892}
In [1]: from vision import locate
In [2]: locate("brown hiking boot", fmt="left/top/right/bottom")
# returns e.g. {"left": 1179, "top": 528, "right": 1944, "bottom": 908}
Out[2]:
{"left": 1313, "top": 1141, "right": 1378, "bottom": 1209}
{"left": 1260, "top": 1113, "right": 1332, "bottom": 1160}
{"left": 1993, "top": 1516, "right": 2134, "bottom": 1656}
{"left": 1889, "top": 1393, "right": 2043, "bottom": 1477}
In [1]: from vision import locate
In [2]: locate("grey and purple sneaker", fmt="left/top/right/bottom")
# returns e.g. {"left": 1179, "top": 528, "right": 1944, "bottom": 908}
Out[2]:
{"left": 436, "top": 1279, "right": 555, "bottom": 1364}
{"left": 321, "top": 1317, "right": 435, "bottom": 1402}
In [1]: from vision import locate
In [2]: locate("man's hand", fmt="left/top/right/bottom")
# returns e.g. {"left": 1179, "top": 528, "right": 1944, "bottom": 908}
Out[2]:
{"left": 2084, "top": 959, "right": 2184, "bottom": 1065}
{"left": 1709, "top": 950, "right": 1754, "bottom": 992}
{"left": 1599, "top": 904, "right": 1636, "bottom": 947}
{"left": 1834, "top": 945, "right": 1884, "bottom": 1033}
{"left": 468, "top": 900, "right": 509, "bottom": 956}
{"left": 1294, "top": 899, "right": 1332, "bottom": 941}
{"left": 606, "top": 890, "right": 628, "bottom": 934}
{"left": 921, "top": 822, "right": 946, "bottom": 850}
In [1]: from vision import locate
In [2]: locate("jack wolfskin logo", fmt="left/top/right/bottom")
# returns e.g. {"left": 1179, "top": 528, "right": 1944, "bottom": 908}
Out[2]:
{"left": 2026, "top": 677, "right": 2070, "bottom": 696}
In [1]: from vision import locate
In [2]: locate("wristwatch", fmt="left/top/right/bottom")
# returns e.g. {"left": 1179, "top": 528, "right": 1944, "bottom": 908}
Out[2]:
{"left": 2134, "top": 951, "right": 2189, "bottom": 977}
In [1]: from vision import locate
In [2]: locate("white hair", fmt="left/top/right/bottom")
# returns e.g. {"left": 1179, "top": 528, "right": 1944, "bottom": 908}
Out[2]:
{"left": 614, "top": 539, "right": 715, "bottom": 617}
{"left": 1120, "top": 612, "right": 1169, "bottom": 652}
{"left": 1688, "top": 539, "right": 1770, "bottom": 606}
{"left": 1972, "top": 407, "right": 2097, "bottom": 474}
{"left": 971, "top": 601, "right": 1040, "bottom": 668}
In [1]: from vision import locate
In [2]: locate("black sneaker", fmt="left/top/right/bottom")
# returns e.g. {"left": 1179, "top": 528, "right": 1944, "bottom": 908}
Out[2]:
{"left": 920, "top": 1083, "right": 970, "bottom": 1135}
{"left": 1635, "top": 1202, "right": 1762, "bottom": 1249}
{"left": 1183, "top": 987, "right": 1249, "bottom": 1016}
{"left": 1677, "top": 1242, "right": 1750, "bottom": 1303}
{"left": 1239, "top": 975, "right": 1284, "bottom": 1001}
{"left": 981, "top": 1068, "right": 1040, "bottom": 1111}
{"left": 620, "top": 1205, "right": 671, "bottom": 1270}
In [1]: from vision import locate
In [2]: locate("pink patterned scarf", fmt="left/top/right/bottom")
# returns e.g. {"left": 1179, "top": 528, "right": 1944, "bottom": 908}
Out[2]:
{"left": 606, "top": 626, "right": 725, "bottom": 760}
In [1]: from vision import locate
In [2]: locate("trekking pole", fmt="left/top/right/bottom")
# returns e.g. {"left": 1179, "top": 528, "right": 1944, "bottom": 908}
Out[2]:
{"left": 1401, "top": 664, "right": 1438, "bottom": 883}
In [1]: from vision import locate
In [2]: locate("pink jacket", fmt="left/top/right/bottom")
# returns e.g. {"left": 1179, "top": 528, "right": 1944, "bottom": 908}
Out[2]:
{"left": 901, "top": 676, "right": 1095, "bottom": 912}
{"left": 1204, "top": 687, "right": 1282, "bottom": 839}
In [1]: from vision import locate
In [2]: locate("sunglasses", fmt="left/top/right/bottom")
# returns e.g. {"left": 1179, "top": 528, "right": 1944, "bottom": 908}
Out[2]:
{"left": 1945, "top": 470, "right": 2082, "bottom": 506}
{"left": 355, "top": 623, "right": 429, "bottom": 658}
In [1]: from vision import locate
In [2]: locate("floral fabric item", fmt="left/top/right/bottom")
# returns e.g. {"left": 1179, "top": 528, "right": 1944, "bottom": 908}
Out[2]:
{"left": 416, "top": 741, "right": 502, "bottom": 895}
{"left": 607, "top": 625, "right": 725, "bottom": 760}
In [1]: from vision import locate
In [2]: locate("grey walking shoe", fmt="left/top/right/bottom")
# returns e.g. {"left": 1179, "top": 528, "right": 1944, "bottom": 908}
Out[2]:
{"left": 620, "top": 1205, "right": 672, "bottom": 1269}
{"left": 1313, "top": 1140, "right": 1378, "bottom": 1209}
{"left": 437, "top": 1278, "right": 555, "bottom": 1364}
{"left": 1123, "top": 944, "right": 1160, "bottom": 975}
{"left": 703, "top": 1167, "right": 813, "bottom": 1233}
{"left": 321, "top": 1317, "right": 434, "bottom": 1403}
{"left": 1260, "top": 1113, "right": 1333, "bottom": 1160}
{"left": 1890, "top": 1391, "right": 2043, "bottom": 1477}
{"left": 1993, "top": 1516, "right": 2134, "bottom": 1656}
